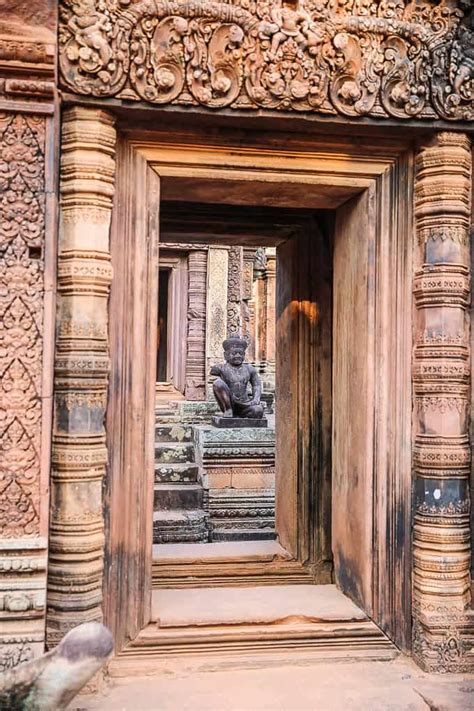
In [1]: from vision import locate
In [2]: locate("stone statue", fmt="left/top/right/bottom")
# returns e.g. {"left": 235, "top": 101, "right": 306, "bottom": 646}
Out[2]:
{"left": 211, "top": 337, "right": 266, "bottom": 427}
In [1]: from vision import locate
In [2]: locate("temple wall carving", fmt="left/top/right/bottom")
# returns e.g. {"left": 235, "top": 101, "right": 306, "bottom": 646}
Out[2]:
{"left": 0, "top": 1, "right": 56, "bottom": 671}
{"left": 59, "top": 1, "right": 473, "bottom": 122}
{"left": 47, "top": 107, "right": 116, "bottom": 647}
{"left": 0, "top": 112, "right": 51, "bottom": 671}
{"left": 412, "top": 132, "right": 474, "bottom": 672}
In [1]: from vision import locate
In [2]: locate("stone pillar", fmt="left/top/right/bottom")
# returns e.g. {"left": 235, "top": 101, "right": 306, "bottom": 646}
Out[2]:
{"left": 185, "top": 249, "right": 207, "bottom": 400}
{"left": 412, "top": 132, "right": 474, "bottom": 672}
{"left": 243, "top": 247, "right": 257, "bottom": 358}
{"left": 256, "top": 248, "right": 276, "bottom": 387}
{"left": 206, "top": 247, "right": 229, "bottom": 397}
{"left": 47, "top": 108, "right": 116, "bottom": 647}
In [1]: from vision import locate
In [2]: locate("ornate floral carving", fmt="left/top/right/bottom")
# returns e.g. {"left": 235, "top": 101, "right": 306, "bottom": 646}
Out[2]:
{"left": 59, "top": 1, "right": 473, "bottom": 122}
{"left": 0, "top": 114, "right": 45, "bottom": 539}
{"left": 0, "top": 112, "right": 49, "bottom": 668}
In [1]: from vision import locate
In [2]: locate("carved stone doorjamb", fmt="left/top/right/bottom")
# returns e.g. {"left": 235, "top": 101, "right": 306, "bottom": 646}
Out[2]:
{"left": 413, "top": 132, "right": 474, "bottom": 672}
{"left": 185, "top": 249, "right": 208, "bottom": 400}
{"left": 206, "top": 246, "right": 229, "bottom": 397}
{"left": 47, "top": 108, "right": 116, "bottom": 647}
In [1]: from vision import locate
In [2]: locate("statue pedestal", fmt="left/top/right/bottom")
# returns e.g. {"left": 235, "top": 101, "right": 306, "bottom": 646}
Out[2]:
{"left": 212, "top": 416, "right": 268, "bottom": 428}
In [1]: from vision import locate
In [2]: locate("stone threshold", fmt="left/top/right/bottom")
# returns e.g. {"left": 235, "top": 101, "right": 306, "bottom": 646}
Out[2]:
{"left": 153, "top": 540, "right": 290, "bottom": 563}
{"left": 152, "top": 540, "right": 314, "bottom": 588}
{"left": 152, "top": 584, "right": 366, "bottom": 628}
{"left": 109, "top": 585, "right": 396, "bottom": 676}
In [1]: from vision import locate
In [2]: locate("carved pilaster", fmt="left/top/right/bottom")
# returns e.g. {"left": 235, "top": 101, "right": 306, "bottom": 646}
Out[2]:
{"left": 185, "top": 250, "right": 207, "bottom": 401}
{"left": 0, "top": 0, "right": 57, "bottom": 670}
{"left": 206, "top": 247, "right": 229, "bottom": 398}
{"left": 47, "top": 108, "right": 116, "bottom": 647}
{"left": 0, "top": 112, "right": 51, "bottom": 670}
{"left": 413, "top": 132, "right": 474, "bottom": 672}
{"left": 227, "top": 246, "right": 243, "bottom": 338}
{"left": 243, "top": 247, "right": 257, "bottom": 358}
{"left": 255, "top": 249, "right": 276, "bottom": 381}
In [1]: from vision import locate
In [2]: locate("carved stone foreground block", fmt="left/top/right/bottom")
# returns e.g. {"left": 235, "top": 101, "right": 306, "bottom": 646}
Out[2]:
{"left": 413, "top": 132, "right": 474, "bottom": 673}
{"left": 0, "top": 622, "right": 113, "bottom": 710}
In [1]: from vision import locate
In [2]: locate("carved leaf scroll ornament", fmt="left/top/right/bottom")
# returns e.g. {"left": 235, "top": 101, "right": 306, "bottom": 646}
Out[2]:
{"left": 59, "top": 1, "right": 473, "bottom": 122}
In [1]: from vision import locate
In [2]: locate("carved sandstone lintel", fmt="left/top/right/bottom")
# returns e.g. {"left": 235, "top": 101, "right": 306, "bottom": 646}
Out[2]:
{"left": 58, "top": 1, "right": 473, "bottom": 123}
{"left": 47, "top": 107, "right": 116, "bottom": 648}
{"left": 413, "top": 132, "right": 473, "bottom": 673}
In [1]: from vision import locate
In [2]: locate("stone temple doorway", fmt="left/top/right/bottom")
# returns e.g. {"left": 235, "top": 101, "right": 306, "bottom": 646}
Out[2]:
{"left": 104, "top": 124, "right": 413, "bottom": 672}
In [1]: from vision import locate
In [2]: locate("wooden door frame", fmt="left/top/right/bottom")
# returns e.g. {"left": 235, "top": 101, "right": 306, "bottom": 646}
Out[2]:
{"left": 104, "top": 127, "right": 413, "bottom": 653}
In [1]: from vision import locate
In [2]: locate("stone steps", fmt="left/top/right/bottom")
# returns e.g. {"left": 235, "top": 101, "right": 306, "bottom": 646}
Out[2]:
{"left": 154, "top": 463, "right": 199, "bottom": 484}
{"left": 153, "top": 412, "right": 209, "bottom": 545}
{"left": 153, "top": 510, "right": 209, "bottom": 545}
{"left": 154, "top": 484, "right": 203, "bottom": 511}
{"left": 155, "top": 424, "right": 194, "bottom": 443}
{"left": 155, "top": 442, "right": 195, "bottom": 464}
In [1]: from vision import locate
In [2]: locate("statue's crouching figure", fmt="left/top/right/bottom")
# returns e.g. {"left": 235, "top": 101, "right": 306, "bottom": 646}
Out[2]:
{"left": 211, "top": 337, "right": 264, "bottom": 420}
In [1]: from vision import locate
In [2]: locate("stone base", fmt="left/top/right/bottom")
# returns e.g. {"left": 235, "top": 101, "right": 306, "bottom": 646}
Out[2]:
{"left": 212, "top": 530, "right": 276, "bottom": 542}
{"left": 212, "top": 416, "right": 268, "bottom": 428}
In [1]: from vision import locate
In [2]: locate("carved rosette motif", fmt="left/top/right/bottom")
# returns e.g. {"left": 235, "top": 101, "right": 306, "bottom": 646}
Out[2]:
{"left": 47, "top": 108, "right": 116, "bottom": 647}
{"left": 413, "top": 132, "right": 474, "bottom": 672}
{"left": 0, "top": 114, "right": 49, "bottom": 669}
{"left": 58, "top": 1, "right": 473, "bottom": 122}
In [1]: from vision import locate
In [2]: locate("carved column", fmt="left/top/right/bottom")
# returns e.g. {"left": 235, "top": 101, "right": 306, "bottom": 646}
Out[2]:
{"left": 185, "top": 250, "right": 207, "bottom": 400}
{"left": 206, "top": 247, "right": 229, "bottom": 397}
{"left": 413, "top": 132, "right": 474, "bottom": 672}
{"left": 243, "top": 247, "right": 257, "bottom": 358}
{"left": 47, "top": 108, "right": 116, "bottom": 646}
{"left": 256, "top": 249, "right": 276, "bottom": 384}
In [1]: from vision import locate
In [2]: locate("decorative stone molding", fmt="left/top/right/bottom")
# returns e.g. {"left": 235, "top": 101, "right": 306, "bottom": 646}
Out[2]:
{"left": 413, "top": 132, "right": 474, "bottom": 673}
{"left": 58, "top": 0, "right": 473, "bottom": 122}
{"left": 47, "top": 107, "right": 116, "bottom": 648}
{"left": 0, "top": 112, "right": 51, "bottom": 670}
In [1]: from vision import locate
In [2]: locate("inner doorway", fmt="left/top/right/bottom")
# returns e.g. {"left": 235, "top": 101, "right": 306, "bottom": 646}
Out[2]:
{"left": 106, "top": 131, "right": 412, "bottom": 666}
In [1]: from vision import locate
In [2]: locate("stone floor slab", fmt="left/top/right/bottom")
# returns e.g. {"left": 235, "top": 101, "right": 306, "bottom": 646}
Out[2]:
{"left": 152, "top": 584, "right": 366, "bottom": 627}
{"left": 73, "top": 658, "right": 474, "bottom": 711}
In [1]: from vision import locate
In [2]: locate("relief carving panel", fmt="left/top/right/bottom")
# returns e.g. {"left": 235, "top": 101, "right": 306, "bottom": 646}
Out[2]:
{"left": 0, "top": 113, "right": 48, "bottom": 668}
{"left": 59, "top": 1, "right": 473, "bottom": 122}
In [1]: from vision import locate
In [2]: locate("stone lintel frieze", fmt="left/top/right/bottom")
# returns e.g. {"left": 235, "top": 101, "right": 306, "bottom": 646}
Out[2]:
{"left": 58, "top": 1, "right": 473, "bottom": 123}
